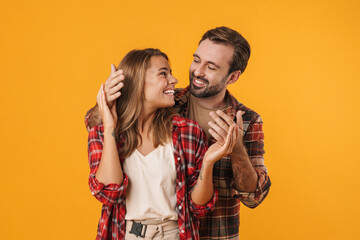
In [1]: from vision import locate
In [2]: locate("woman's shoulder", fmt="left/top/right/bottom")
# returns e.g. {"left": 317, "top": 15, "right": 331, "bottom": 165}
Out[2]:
{"left": 172, "top": 115, "right": 200, "bottom": 128}
{"left": 172, "top": 115, "right": 205, "bottom": 137}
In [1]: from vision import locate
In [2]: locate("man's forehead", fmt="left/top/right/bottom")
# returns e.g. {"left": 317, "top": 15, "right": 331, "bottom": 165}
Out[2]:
{"left": 195, "top": 39, "right": 234, "bottom": 64}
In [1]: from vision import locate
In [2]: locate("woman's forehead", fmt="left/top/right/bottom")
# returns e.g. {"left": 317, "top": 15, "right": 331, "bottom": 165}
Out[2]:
{"left": 149, "top": 56, "right": 170, "bottom": 70}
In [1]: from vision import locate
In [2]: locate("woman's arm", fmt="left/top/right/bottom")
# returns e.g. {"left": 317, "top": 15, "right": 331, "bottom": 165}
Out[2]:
{"left": 94, "top": 84, "right": 124, "bottom": 185}
{"left": 191, "top": 124, "right": 240, "bottom": 205}
{"left": 95, "top": 128, "right": 124, "bottom": 185}
{"left": 88, "top": 125, "right": 128, "bottom": 205}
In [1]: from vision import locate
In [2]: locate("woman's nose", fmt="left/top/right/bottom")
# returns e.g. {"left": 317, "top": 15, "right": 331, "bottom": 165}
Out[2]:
{"left": 168, "top": 75, "right": 178, "bottom": 84}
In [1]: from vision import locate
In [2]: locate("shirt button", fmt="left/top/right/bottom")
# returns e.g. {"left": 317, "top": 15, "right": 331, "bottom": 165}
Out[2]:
{"left": 91, "top": 192, "right": 95, "bottom": 195}
{"left": 178, "top": 205, "right": 182, "bottom": 210}
{"left": 181, "top": 230, "right": 184, "bottom": 233}
{"left": 178, "top": 182, "right": 182, "bottom": 186}
{"left": 177, "top": 157, "right": 180, "bottom": 160}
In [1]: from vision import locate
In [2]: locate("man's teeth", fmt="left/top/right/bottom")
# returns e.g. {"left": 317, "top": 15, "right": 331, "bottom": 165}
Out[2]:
{"left": 195, "top": 79, "right": 205, "bottom": 85}
{"left": 164, "top": 90, "right": 175, "bottom": 94}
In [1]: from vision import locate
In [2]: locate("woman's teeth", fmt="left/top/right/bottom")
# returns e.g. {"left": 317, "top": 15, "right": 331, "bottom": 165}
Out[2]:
{"left": 164, "top": 90, "right": 175, "bottom": 94}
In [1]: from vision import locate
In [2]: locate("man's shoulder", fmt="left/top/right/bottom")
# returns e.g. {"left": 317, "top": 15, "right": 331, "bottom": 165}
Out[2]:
{"left": 174, "top": 87, "right": 190, "bottom": 100}
{"left": 226, "top": 90, "right": 262, "bottom": 124}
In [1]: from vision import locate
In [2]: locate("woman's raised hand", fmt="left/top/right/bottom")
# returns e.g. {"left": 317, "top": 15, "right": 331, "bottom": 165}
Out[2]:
{"left": 97, "top": 84, "right": 117, "bottom": 130}
{"left": 204, "top": 123, "right": 240, "bottom": 165}
{"left": 104, "top": 64, "right": 125, "bottom": 108}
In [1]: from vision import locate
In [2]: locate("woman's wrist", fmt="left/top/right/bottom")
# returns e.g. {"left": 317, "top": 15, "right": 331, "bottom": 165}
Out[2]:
{"left": 202, "top": 158, "right": 215, "bottom": 172}
{"left": 104, "top": 127, "right": 115, "bottom": 137}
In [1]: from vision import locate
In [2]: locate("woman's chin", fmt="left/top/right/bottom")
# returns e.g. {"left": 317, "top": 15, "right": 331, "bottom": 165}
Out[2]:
{"left": 159, "top": 100, "right": 175, "bottom": 108}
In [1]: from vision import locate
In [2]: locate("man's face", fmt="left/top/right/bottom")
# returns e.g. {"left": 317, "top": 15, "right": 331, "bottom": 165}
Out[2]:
{"left": 189, "top": 39, "right": 234, "bottom": 98}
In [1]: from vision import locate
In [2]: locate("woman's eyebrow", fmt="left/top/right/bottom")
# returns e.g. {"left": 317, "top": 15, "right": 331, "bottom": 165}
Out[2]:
{"left": 158, "top": 67, "right": 169, "bottom": 71}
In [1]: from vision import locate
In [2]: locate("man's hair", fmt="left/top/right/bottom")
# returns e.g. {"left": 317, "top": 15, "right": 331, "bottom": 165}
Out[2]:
{"left": 115, "top": 48, "right": 174, "bottom": 159}
{"left": 200, "top": 26, "right": 251, "bottom": 74}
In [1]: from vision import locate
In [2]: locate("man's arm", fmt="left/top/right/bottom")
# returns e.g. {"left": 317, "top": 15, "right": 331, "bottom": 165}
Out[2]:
{"left": 230, "top": 139, "right": 258, "bottom": 192}
{"left": 232, "top": 112, "right": 270, "bottom": 208}
{"left": 209, "top": 110, "right": 271, "bottom": 208}
{"left": 85, "top": 104, "right": 101, "bottom": 132}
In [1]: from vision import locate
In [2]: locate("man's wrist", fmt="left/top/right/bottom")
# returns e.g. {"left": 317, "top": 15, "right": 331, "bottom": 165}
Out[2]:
{"left": 232, "top": 141, "right": 246, "bottom": 155}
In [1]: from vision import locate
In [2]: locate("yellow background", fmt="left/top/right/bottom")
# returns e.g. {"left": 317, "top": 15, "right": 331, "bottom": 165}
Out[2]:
{"left": 1, "top": 0, "right": 359, "bottom": 239}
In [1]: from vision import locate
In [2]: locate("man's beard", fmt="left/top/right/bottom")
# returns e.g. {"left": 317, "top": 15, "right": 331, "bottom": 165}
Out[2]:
{"left": 189, "top": 72, "right": 227, "bottom": 98}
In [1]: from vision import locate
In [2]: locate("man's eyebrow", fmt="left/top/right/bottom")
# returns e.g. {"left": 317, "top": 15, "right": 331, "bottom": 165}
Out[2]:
{"left": 193, "top": 54, "right": 220, "bottom": 69}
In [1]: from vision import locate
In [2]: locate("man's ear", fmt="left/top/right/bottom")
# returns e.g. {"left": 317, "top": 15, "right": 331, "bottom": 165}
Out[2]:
{"left": 226, "top": 70, "right": 241, "bottom": 85}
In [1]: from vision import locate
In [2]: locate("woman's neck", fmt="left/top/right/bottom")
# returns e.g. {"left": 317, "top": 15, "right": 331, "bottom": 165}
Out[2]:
{"left": 138, "top": 109, "right": 156, "bottom": 136}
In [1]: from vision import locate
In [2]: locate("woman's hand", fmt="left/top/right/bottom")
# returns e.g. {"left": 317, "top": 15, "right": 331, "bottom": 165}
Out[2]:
{"left": 97, "top": 84, "right": 117, "bottom": 130}
{"left": 104, "top": 64, "right": 125, "bottom": 108}
{"left": 204, "top": 124, "right": 240, "bottom": 165}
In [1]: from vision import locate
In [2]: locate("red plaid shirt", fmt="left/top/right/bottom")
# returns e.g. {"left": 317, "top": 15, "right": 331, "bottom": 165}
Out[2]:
{"left": 173, "top": 87, "right": 271, "bottom": 239}
{"left": 87, "top": 115, "right": 218, "bottom": 240}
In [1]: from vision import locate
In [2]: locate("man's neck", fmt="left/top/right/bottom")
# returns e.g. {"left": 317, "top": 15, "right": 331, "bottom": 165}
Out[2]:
{"left": 190, "top": 89, "right": 227, "bottom": 110}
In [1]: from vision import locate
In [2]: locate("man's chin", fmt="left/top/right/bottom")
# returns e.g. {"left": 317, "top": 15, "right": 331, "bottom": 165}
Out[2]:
{"left": 189, "top": 85, "right": 206, "bottom": 98}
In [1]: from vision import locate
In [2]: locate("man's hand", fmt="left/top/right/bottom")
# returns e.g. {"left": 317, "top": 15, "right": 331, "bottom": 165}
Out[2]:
{"left": 104, "top": 64, "right": 125, "bottom": 108}
{"left": 85, "top": 64, "right": 124, "bottom": 131}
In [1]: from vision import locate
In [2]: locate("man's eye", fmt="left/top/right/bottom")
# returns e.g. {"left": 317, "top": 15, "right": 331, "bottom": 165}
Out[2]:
{"left": 208, "top": 66, "right": 215, "bottom": 70}
{"left": 160, "top": 72, "right": 166, "bottom": 76}
{"left": 193, "top": 59, "right": 199, "bottom": 63}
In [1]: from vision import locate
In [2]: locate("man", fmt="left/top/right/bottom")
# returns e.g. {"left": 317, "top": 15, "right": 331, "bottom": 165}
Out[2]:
{"left": 85, "top": 26, "right": 271, "bottom": 239}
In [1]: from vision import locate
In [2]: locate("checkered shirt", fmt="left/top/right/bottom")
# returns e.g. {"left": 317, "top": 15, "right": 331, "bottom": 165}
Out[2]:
{"left": 87, "top": 115, "right": 218, "bottom": 240}
{"left": 173, "top": 87, "right": 271, "bottom": 239}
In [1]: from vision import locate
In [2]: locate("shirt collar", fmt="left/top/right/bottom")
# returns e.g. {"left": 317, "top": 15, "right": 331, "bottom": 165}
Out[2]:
{"left": 175, "top": 86, "right": 242, "bottom": 120}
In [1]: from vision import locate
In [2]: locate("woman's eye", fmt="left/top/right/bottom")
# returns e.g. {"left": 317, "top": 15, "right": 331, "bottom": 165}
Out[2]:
{"left": 208, "top": 66, "right": 215, "bottom": 70}
{"left": 193, "top": 59, "right": 199, "bottom": 63}
{"left": 160, "top": 72, "right": 166, "bottom": 76}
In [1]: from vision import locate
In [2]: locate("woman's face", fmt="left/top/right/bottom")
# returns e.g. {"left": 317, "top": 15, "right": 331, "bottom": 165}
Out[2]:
{"left": 143, "top": 56, "right": 178, "bottom": 110}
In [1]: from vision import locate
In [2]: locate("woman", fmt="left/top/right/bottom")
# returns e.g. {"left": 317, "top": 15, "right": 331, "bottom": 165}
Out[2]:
{"left": 88, "top": 48, "right": 239, "bottom": 240}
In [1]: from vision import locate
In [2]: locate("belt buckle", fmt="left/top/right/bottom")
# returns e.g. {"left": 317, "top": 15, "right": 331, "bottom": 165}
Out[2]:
{"left": 129, "top": 221, "right": 147, "bottom": 238}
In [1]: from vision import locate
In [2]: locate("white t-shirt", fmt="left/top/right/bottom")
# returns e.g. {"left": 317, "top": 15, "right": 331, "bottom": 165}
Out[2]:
{"left": 123, "top": 143, "right": 178, "bottom": 221}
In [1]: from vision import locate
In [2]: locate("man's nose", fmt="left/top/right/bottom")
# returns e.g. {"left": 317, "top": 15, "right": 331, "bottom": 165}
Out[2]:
{"left": 193, "top": 64, "right": 206, "bottom": 77}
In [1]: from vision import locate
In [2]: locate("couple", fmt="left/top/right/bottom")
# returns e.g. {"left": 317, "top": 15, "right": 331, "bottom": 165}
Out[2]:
{"left": 86, "top": 27, "right": 271, "bottom": 240}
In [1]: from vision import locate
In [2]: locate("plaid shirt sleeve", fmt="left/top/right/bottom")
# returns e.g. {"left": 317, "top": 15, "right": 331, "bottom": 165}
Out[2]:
{"left": 183, "top": 119, "right": 218, "bottom": 218}
{"left": 85, "top": 106, "right": 103, "bottom": 133}
{"left": 189, "top": 179, "right": 218, "bottom": 219}
{"left": 232, "top": 115, "right": 271, "bottom": 208}
{"left": 173, "top": 116, "right": 218, "bottom": 221}
{"left": 88, "top": 124, "right": 128, "bottom": 205}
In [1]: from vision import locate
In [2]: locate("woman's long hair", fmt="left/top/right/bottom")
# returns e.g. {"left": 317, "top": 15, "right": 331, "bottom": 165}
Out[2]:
{"left": 115, "top": 48, "right": 175, "bottom": 159}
